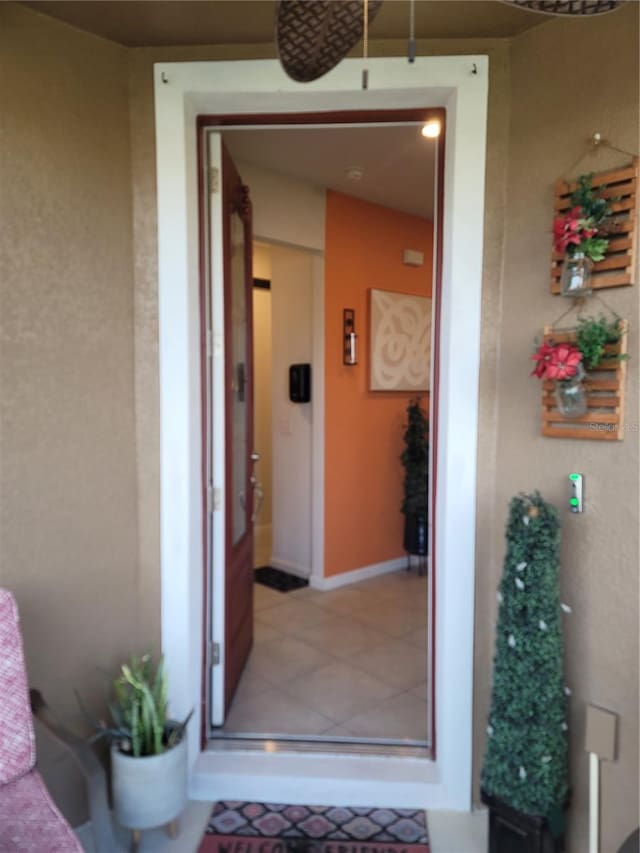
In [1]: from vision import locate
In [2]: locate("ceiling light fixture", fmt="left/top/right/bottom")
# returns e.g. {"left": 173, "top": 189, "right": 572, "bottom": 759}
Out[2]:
{"left": 421, "top": 120, "right": 441, "bottom": 139}
{"left": 346, "top": 166, "right": 365, "bottom": 181}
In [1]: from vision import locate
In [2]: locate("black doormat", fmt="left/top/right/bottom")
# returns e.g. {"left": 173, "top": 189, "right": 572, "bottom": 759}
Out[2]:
{"left": 254, "top": 566, "right": 309, "bottom": 592}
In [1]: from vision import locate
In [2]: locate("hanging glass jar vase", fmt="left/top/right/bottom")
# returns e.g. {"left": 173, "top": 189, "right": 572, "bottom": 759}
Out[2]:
{"left": 555, "top": 365, "right": 588, "bottom": 418}
{"left": 560, "top": 252, "right": 593, "bottom": 298}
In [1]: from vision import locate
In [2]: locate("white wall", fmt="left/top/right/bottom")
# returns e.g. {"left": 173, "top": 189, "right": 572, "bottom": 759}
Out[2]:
{"left": 237, "top": 160, "right": 325, "bottom": 578}
{"left": 270, "top": 246, "right": 315, "bottom": 576}
{"left": 237, "top": 160, "right": 325, "bottom": 252}
{"left": 252, "top": 244, "right": 273, "bottom": 568}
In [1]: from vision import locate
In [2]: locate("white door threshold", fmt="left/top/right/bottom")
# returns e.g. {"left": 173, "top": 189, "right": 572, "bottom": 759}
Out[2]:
{"left": 190, "top": 745, "right": 452, "bottom": 809}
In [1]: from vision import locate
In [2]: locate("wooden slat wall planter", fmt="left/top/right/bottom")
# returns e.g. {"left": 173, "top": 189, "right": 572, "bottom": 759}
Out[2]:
{"left": 551, "top": 158, "right": 638, "bottom": 294}
{"left": 541, "top": 320, "right": 628, "bottom": 441}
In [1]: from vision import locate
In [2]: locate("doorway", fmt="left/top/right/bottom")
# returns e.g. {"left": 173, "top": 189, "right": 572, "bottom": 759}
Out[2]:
{"left": 202, "top": 117, "right": 438, "bottom": 747}
{"left": 155, "top": 55, "right": 487, "bottom": 809}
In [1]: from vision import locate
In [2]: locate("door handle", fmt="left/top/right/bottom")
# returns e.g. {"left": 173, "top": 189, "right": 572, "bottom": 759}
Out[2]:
{"left": 249, "top": 452, "right": 263, "bottom": 523}
{"left": 251, "top": 482, "right": 264, "bottom": 524}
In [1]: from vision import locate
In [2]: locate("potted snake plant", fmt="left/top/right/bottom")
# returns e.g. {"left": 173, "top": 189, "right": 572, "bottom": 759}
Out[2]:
{"left": 92, "top": 655, "right": 192, "bottom": 840}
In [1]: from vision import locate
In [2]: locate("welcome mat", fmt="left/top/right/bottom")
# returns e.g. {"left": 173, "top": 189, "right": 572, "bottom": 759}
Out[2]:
{"left": 254, "top": 567, "right": 309, "bottom": 593}
{"left": 199, "top": 802, "right": 430, "bottom": 853}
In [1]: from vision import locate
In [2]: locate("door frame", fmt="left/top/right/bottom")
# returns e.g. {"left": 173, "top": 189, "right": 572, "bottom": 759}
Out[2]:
{"left": 201, "top": 111, "right": 441, "bottom": 742}
{"left": 155, "top": 55, "right": 488, "bottom": 810}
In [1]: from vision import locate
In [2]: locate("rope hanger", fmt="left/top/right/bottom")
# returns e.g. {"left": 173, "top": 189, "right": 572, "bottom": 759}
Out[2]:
{"left": 549, "top": 290, "right": 621, "bottom": 333}
{"left": 562, "top": 132, "right": 638, "bottom": 181}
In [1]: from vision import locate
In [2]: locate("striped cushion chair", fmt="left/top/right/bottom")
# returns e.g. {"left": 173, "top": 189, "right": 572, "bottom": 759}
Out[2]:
{"left": 0, "top": 589, "right": 83, "bottom": 852}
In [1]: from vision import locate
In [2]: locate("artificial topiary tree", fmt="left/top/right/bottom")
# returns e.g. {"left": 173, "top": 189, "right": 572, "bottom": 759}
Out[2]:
{"left": 400, "top": 398, "right": 429, "bottom": 563}
{"left": 482, "top": 492, "right": 569, "bottom": 833}
{"left": 400, "top": 398, "right": 429, "bottom": 517}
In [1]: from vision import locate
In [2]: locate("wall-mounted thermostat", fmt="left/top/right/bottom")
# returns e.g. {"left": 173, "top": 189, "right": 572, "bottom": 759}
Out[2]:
{"left": 569, "top": 473, "right": 584, "bottom": 513}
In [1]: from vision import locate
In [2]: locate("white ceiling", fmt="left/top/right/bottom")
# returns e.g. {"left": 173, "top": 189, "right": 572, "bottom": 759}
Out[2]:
{"left": 222, "top": 124, "right": 436, "bottom": 220}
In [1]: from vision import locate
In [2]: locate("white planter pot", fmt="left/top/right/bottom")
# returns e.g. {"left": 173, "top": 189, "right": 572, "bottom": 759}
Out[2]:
{"left": 111, "top": 737, "right": 188, "bottom": 831}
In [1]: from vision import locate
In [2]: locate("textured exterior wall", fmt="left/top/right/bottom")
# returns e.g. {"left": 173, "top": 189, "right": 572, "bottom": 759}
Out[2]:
{"left": 0, "top": 2, "right": 140, "bottom": 827}
{"left": 486, "top": 7, "right": 639, "bottom": 852}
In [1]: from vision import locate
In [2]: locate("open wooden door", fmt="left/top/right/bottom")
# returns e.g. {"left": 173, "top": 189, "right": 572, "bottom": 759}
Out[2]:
{"left": 207, "top": 133, "right": 255, "bottom": 726}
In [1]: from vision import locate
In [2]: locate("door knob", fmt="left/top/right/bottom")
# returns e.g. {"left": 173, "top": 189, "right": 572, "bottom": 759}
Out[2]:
{"left": 251, "top": 451, "right": 260, "bottom": 462}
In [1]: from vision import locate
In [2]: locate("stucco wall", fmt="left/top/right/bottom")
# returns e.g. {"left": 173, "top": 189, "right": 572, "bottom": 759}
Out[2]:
{"left": 487, "top": 7, "right": 639, "bottom": 851}
{"left": 0, "top": 2, "right": 140, "bottom": 827}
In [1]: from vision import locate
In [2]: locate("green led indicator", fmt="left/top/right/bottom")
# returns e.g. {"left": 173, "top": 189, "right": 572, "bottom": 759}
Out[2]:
{"left": 569, "top": 473, "right": 580, "bottom": 481}
{"left": 570, "top": 497, "right": 579, "bottom": 506}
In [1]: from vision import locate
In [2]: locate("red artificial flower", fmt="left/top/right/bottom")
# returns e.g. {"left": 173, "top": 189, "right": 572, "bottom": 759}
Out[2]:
{"left": 545, "top": 344, "right": 583, "bottom": 381}
{"left": 531, "top": 342, "right": 583, "bottom": 381}
{"left": 553, "top": 205, "right": 603, "bottom": 255}
{"left": 530, "top": 341, "right": 556, "bottom": 378}
{"left": 553, "top": 206, "right": 584, "bottom": 254}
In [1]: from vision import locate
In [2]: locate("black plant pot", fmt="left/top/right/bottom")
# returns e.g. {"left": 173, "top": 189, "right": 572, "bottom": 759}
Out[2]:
{"left": 481, "top": 790, "right": 565, "bottom": 853}
{"left": 403, "top": 513, "right": 428, "bottom": 556}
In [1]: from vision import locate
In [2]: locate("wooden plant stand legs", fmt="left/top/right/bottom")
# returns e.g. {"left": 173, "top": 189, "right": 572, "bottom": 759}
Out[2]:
{"left": 130, "top": 820, "right": 179, "bottom": 851}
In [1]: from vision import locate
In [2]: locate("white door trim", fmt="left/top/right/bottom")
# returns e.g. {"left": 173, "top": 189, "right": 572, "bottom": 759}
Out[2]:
{"left": 154, "top": 55, "right": 488, "bottom": 810}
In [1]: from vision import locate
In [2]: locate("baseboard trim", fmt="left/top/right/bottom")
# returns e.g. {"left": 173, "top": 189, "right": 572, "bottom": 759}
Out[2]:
{"left": 310, "top": 556, "right": 407, "bottom": 591}
{"left": 268, "top": 557, "right": 311, "bottom": 580}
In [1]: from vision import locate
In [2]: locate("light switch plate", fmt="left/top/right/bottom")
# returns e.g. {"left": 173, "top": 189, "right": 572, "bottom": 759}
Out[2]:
{"left": 402, "top": 249, "right": 424, "bottom": 267}
{"left": 569, "top": 472, "right": 584, "bottom": 513}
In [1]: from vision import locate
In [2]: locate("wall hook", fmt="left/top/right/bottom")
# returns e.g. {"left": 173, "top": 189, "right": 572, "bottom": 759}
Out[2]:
{"left": 161, "top": 71, "right": 169, "bottom": 84}
{"left": 471, "top": 63, "right": 478, "bottom": 75}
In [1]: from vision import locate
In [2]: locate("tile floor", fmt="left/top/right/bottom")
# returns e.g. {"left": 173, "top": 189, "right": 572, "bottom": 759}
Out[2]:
{"left": 219, "top": 568, "right": 430, "bottom": 742}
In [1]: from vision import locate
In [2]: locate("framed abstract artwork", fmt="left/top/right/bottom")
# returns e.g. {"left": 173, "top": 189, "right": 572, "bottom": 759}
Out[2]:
{"left": 369, "top": 288, "right": 431, "bottom": 392}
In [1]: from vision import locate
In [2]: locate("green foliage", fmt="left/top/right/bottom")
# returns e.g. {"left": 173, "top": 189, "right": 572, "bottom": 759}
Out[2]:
{"left": 575, "top": 235, "right": 608, "bottom": 263}
{"left": 565, "top": 173, "right": 614, "bottom": 261}
{"left": 570, "top": 173, "right": 610, "bottom": 226}
{"left": 482, "top": 493, "right": 568, "bottom": 826}
{"left": 90, "top": 654, "right": 192, "bottom": 757}
{"left": 400, "top": 398, "right": 429, "bottom": 516}
{"left": 576, "top": 314, "right": 625, "bottom": 370}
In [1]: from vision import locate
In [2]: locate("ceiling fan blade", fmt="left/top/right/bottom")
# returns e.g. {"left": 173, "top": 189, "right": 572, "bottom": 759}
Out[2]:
{"left": 276, "top": 0, "right": 384, "bottom": 84}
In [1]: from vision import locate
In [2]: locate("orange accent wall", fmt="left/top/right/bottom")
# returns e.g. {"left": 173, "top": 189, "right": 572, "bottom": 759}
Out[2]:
{"left": 324, "top": 191, "right": 433, "bottom": 577}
